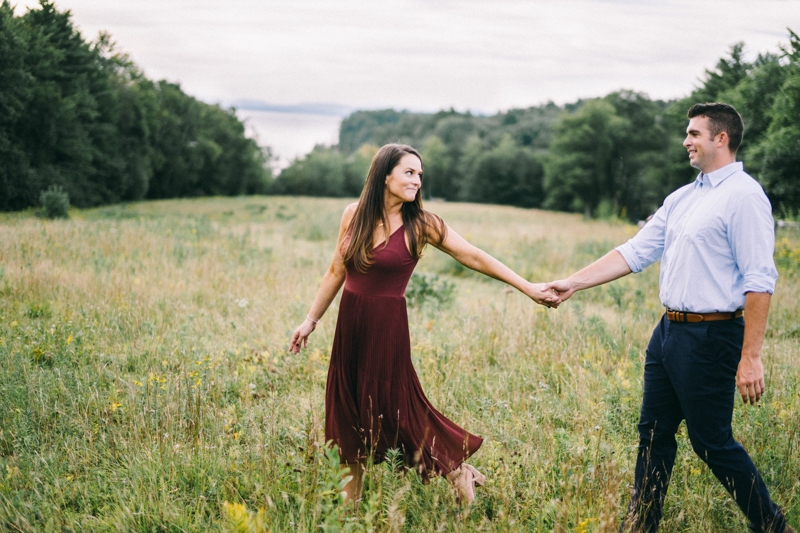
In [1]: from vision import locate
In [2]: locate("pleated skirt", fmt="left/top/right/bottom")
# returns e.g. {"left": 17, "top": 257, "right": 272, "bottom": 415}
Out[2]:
{"left": 324, "top": 288, "right": 483, "bottom": 481}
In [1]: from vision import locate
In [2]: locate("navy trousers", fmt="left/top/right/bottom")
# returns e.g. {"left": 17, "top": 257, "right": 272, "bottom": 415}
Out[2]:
{"left": 623, "top": 314, "right": 785, "bottom": 532}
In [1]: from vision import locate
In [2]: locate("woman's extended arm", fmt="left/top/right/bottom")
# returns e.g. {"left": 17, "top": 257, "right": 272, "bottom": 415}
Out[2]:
{"left": 288, "top": 204, "right": 356, "bottom": 353}
{"left": 430, "top": 223, "right": 560, "bottom": 307}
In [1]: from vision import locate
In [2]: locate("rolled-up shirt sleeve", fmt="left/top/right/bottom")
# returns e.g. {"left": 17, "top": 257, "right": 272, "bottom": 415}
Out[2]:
{"left": 729, "top": 192, "right": 778, "bottom": 294}
{"left": 616, "top": 205, "right": 667, "bottom": 273}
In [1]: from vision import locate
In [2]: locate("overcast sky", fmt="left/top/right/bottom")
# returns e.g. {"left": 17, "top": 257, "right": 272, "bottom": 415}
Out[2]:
{"left": 14, "top": 0, "right": 800, "bottom": 114}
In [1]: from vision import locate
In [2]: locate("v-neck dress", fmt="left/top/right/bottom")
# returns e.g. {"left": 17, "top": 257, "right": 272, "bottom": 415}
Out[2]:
{"left": 324, "top": 226, "right": 483, "bottom": 481}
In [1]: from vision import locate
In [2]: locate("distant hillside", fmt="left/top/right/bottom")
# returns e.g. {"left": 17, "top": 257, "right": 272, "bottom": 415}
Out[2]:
{"left": 229, "top": 100, "right": 354, "bottom": 117}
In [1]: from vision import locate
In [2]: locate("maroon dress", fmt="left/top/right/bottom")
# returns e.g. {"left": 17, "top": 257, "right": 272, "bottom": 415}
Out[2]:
{"left": 324, "top": 226, "right": 483, "bottom": 481}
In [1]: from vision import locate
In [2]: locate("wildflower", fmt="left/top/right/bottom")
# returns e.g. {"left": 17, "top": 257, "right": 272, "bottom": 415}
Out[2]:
{"left": 111, "top": 402, "right": 121, "bottom": 412}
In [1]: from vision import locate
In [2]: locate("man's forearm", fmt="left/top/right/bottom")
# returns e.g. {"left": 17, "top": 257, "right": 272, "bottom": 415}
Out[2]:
{"left": 737, "top": 291, "right": 771, "bottom": 405}
{"left": 742, "top": 291, "right": 771, "bottom": 358}
{"left": 545, "top": 250, "right": 633, "bottom": 302}
{"left": 567, "top": 250, "right": 632, "bottom": 291}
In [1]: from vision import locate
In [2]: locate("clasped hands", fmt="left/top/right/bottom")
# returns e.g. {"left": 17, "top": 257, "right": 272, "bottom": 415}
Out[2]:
{"left": 527, "top": 279, "right": 576, "bottom": 309}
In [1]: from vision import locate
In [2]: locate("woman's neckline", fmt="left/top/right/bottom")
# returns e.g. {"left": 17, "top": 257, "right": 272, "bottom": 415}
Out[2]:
{"left": 372, "top": 224, "right": 404, "bottom": 250}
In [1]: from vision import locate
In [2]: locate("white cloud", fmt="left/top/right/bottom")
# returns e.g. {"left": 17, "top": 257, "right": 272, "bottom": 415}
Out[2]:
{"left": 14, "top": 0, "right": 800, "bottom": 111}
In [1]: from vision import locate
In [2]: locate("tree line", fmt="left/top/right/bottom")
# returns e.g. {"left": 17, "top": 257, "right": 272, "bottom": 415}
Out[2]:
{"left": 0, "top": 1, "right": 270, "bottom": 212}
{"left": 2, "top": 1, "right": 797, "bottom": 221}
{"left": 274, "top": 31, "right": 800, "bottom": 221}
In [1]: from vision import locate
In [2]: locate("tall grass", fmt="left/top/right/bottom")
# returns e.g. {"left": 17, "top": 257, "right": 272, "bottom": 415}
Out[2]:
{"left": 0, "top": 197, "right": 798, "bottom": 532}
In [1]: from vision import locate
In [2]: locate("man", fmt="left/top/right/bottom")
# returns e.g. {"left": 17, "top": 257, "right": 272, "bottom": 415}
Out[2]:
{"left": 546, "top": 103, "right": 793, "bottom": 533}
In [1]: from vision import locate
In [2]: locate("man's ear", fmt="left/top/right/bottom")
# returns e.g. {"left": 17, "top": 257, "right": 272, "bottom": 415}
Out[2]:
{"left": 716, "top": 131, "right": 729, "bottom": 149}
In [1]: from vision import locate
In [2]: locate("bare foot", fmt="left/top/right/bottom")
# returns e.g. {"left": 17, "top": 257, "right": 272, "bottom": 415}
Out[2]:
{"left": 447, "top": 463, "right": 486, "bottom": 507}
{"left": 463, "top": 464, "right": 486, "bottom": 487}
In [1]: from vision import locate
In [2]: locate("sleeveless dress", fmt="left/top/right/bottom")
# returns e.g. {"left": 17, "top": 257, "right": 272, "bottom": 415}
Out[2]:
{"left": 324, "top": 225, "right": 483, "bottom": 481}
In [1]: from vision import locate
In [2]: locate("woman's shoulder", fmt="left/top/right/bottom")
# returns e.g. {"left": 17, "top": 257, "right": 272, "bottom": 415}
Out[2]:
{"left": 341, "top": 202, "right": 359, "bottom": 225}
{"left": 419, "top": 209, "right": 447, "bottom": 243}
{"left": 420, "top": 208, "right": 445, "bottom": 225}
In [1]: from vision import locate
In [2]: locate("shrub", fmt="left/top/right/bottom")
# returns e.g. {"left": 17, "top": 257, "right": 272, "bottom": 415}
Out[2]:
{"left": 406, "top": 272, "right": 455, "bottom": 308}
{"left": 39, "top": 185, "right": 70, "bottom": 219}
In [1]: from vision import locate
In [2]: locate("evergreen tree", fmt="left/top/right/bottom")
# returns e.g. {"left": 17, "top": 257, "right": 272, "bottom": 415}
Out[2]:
{"left": 0, "top": 1, "right": 269, "bottom": 211}
{"left": 748, "top": 30, "right": 800, "bottom": 216}
{"left": 0, "top": 1, "right": 33, "bottom": 210}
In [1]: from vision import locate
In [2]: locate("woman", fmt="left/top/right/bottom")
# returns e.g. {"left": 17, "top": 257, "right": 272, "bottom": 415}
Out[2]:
{"left": 289, "top": 144, "right": 558, "bottom": 507}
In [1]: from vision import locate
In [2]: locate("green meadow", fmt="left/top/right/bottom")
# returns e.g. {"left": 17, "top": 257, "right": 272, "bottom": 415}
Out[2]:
{"left": 0, "top": 197, "right": 798, "bottom": 532}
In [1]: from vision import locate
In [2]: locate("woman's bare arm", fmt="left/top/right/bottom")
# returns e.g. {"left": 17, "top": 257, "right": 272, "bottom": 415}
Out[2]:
{"left": 288, "top": 203, "right": 357, "bottom": 353}
{"left": 430, "top": 223, "right": 560, "bottom": 307}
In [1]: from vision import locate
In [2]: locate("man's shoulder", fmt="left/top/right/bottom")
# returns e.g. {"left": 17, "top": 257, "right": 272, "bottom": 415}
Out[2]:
{"left": 721, "top": 169, "right": 774, "bottom": 221}
{"left": 663, "top": 181, "right": 696, "bottom": 206}
{"left": 723, "top": 168, "right": 767, "bottom": 196}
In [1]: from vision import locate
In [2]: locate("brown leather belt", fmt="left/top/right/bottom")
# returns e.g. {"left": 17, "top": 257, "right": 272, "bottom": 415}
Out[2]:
{"left": 666, "top": 309, "right": 743, "bottom": 323}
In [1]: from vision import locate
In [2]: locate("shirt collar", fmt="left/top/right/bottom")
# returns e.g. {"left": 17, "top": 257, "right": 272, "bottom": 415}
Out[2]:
{"left": 697, "top": 161, "right": 743, "bottom": 188}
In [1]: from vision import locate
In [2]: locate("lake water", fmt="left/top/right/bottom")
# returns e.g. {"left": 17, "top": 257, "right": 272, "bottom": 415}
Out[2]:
{"left": 235, "top": 109, "right": 343, "bottom": 171}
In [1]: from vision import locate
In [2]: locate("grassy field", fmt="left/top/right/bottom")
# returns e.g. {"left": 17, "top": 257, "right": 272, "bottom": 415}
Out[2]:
{"left": 0, "top": 196, "right": 798, "bottom": 532}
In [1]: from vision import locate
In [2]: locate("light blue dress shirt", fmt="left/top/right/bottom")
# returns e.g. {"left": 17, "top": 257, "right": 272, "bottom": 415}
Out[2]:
{"left": 616, "top": 162, "right": 778, "bottom": 313}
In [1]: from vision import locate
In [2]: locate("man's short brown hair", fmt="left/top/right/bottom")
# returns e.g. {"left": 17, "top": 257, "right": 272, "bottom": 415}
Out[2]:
{"left": 687, "top": 103, "right": 744, "bottom": 154}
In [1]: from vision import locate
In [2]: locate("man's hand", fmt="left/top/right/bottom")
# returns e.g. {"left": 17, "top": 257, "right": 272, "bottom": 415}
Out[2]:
{"left": 738, "top": 291, "right": 772, "bottom": 405}
{"left": 737, "top": 352, "right": 765, "bottom": 405}
{"left": 527, "top": 282, "right": 562, "bottom": 308}
{"left": 543, "top": 279, "right": 577, "bottom": 303}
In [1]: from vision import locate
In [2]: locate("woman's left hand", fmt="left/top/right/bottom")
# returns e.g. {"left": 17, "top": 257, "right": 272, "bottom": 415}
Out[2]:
{"left": 527, "top": 282, "right": 561, "bottom": 308}
{"left": 288, "top": 319, "right": 316, "bottom": 354}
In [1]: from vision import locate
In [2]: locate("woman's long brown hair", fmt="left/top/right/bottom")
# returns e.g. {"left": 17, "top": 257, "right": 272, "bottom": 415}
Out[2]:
{"left": 342, "top": 144, "right": 447, "bottom": 273}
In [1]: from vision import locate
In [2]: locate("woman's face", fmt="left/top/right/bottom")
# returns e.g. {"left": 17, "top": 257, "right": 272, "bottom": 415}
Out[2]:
{"left": 384, "top": 153, "right": 422, "bottom": 204}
